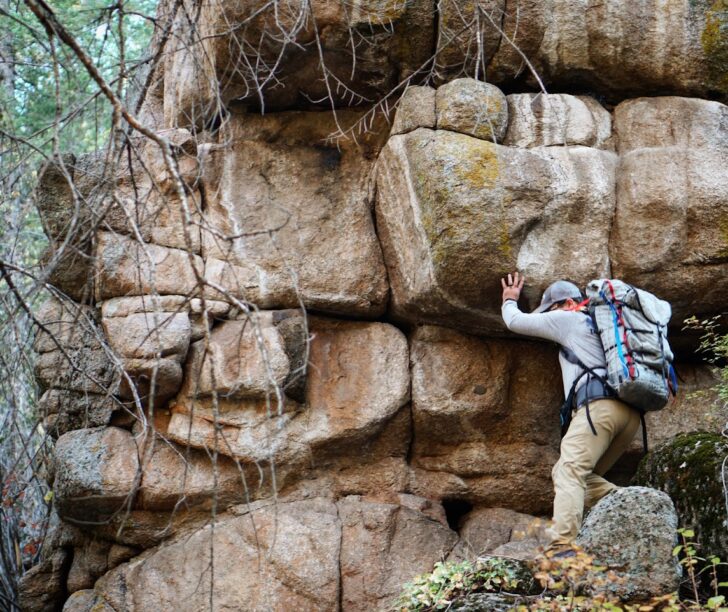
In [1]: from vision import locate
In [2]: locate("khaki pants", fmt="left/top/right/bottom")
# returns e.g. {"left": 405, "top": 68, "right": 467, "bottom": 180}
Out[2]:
{"left": 548, "top": 398, "right": 641, "bottom": 546}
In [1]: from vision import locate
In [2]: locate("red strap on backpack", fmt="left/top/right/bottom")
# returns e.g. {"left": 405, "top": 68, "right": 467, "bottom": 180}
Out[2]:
{"left": 606, "top": 280, "right": 636, "bottom": 380}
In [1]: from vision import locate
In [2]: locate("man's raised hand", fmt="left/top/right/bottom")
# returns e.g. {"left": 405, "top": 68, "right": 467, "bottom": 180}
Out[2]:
{"left": 501, "top": 271, "right": 525, "bottom": 303}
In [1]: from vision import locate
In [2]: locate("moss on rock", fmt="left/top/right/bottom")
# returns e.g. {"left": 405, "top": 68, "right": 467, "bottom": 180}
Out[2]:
{"left": 702, "top": 0, "right": 728, "bottom": 94}
{"left": 634, "top": 431, "right": 728, "bottom": 559}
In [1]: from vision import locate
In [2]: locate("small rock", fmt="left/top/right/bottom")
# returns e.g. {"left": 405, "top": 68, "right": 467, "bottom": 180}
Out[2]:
{"left": 391, "top": 85, "right": 436, "bottom": 135}
{"left": 436, "top": 79, "right": 508, "bottom": 142}
{"left": 455, "top": 507, "right": 547, "bottom": 558}
{"left": 450, "top": 591, "right": 527, "bottom": 611}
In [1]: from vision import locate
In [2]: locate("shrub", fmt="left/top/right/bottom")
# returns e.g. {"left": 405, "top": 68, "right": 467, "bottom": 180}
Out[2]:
{"left": 392, "top": 556, "right": 536, "bottom": 611}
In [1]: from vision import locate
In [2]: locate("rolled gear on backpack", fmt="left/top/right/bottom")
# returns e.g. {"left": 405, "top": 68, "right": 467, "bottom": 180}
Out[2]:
{"left": 585, "top": 279, "right": 677, "bottom": 412}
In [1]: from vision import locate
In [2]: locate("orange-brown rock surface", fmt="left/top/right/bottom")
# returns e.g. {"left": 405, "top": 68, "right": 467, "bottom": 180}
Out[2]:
{"left": 23, "top": 0, "right": 728, "bottom": 608}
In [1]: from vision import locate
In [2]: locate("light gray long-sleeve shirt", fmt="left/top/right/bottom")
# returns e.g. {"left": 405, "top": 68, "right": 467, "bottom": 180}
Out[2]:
{"left": 501, "top": 300, "right": 607, "bottom": 397}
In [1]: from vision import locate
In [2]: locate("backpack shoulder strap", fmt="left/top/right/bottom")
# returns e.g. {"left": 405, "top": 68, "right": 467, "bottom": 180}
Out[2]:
{"left": 560, "top": 346, "right": 608, "bottom": 386}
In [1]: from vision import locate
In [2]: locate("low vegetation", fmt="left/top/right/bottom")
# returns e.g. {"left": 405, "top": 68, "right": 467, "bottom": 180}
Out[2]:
{"left": 392, "top": 529, "right": 728, "bottom": 612}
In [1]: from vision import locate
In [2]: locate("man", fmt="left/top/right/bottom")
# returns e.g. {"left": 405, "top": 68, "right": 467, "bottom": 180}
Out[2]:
{"left": 500, "top": 271, "right": 641, "bottom": 551}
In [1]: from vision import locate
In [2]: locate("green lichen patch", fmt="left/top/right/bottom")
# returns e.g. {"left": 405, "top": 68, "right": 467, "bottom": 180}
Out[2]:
{"left": 702, "top": 0, "right": 728, "bottom": 93}
{"left": 404, "top": 131, "right": 511, "bottom": 305}
{"left": 634, "top": 432, "right": 728, "bottom": 560}
{"left": 350, "top": 0, "right": 408, "bottom": 26}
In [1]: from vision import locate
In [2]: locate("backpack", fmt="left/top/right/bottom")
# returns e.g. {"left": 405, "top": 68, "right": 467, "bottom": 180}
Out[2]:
{"left": 558, "top": 279, "right": 678, "bottom": 449}
{"left": 585, "top": 279, "right": 677, "bottom": 413}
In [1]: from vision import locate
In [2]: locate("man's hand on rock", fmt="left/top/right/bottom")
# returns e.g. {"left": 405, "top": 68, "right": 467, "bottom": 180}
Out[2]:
{"left": 501, "top": 271, "right": 525, "bottom": 303}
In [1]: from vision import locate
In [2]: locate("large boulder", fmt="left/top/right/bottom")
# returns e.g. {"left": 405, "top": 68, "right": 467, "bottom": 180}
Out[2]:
{"left": 408, "top": 326, "right": 562, "bottom": 513}
{"left": 635, "top": 432, "right": 728, "bottom": 566}
{"left": 575, "top": 486, "right": 680, "bottom": 601}
{"left": 84, "top": 499, "right": 342, "bottom": 611}
{"left": 199, "top": 111, "right": 389, "bottom": 316}
{"left": 375, "top": 127, "right": 616, "bottom": 333}
{"left": 611, "top": 97, "right": 728, "bottom": 321}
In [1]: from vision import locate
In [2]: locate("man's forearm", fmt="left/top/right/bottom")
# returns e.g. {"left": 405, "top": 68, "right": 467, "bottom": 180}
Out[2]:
{"left": 501, "top": 300, "right": 564, "bottom": 343}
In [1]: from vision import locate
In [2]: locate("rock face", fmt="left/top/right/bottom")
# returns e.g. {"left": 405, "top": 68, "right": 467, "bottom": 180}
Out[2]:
{"left": 162, "top": 0, "right": 435, "bottom": 125}
{"left": 576, "top": 486, "right": 681, "bottom": 601}
{"left": 166, "top": 316, "right": 410, "bottom": 470}
{"left": 24, "top": 0, "right": 728, "bottom": 605}
{"left": 436, "top": 0, "right": 728, "bottom": 100}
{"left": 409, "top": 326, "right": 561, "bottom": 513}
{"left": 339, "top": 496, "right": 458, "bottom": 609}
{"left": 34, "top": 298, "right": 120, "bottom": 396}
{"left": 199, "top": 111, "right": 389, "bottom": 316}
{"left": 65, "top": 496, "right": 457, "bottom": 611}
{"left": 153, "top": 0, "right": 728, "bottom": 126}
{"left": 454, "top": 507, "right": 548, "bottom": 559}
{"left": 87, "top": 499, "right": 343, "bottom": 611}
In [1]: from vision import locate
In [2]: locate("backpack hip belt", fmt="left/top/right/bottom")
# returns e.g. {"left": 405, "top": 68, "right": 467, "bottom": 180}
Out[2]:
{"left": 574, "top": 378, "right": 616, "bottom": 411}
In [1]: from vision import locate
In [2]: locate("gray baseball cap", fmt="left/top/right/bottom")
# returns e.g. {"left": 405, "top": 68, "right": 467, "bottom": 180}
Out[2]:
{"left": 533, "top": 280, "right": 583, "bottom": 313}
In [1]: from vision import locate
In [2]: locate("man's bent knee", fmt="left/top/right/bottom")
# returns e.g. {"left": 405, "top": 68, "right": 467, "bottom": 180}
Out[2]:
{"left": 552, "top": 458, "right": 592, "bottom": 487}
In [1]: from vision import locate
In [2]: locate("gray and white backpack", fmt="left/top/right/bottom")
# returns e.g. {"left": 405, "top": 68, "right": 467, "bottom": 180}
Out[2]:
{"left": 585, "top": 279, "right": 678, "bottom": 413}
